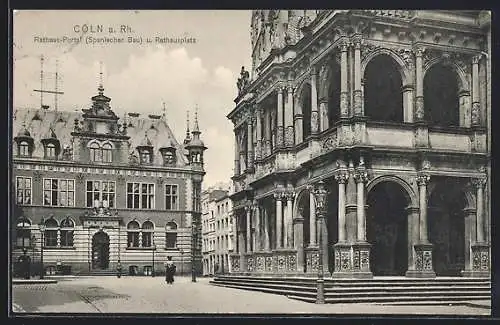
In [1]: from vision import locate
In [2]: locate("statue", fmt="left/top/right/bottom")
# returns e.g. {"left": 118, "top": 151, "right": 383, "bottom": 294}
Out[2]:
{"left": 129, "top": 151, "right": 139, "bottom": 165}
{"left": 237, "top": 66, "right": 250, "bottom": 95}
{"left": 62, "top": 145, "right": 73, "bottom": 161}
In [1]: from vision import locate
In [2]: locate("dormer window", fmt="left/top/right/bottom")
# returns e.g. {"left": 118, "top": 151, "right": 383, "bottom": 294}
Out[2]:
{"left": 139, "top": 149, "right": 152, "bottom": 164}
{"left": 45, "top": 143, "right": 57, "bottom": 159}
{"left": 19, "top": 141, "right": 30, "bottom": 157}
{"left": 89, "top": 141, "right": 113, "bottom": 163}
{"left": 160, "top": 147, "right": 176, "bottom": 166}
{"left": 102, "top": 143, "right": 112, "bottom": 163}
{"left": 89, "top": 142, "right": 101, "bottom": 162}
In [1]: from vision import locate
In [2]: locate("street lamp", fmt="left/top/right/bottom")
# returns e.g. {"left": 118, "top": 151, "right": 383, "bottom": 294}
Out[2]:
{"left": 151, "top": 244, "right": 156, "bottom": 277}
{"left": 313, "top": 180, "right": 328, "bottom": 304}
{"left": 191, "top": 222, "right": 197, "bottom": 282}
{"left": 38, "top": 219, "right": 46, "bottom": 280}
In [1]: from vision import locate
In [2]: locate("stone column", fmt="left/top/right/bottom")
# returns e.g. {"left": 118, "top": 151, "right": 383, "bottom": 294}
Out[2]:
{"left": 285, "top": 192, "right": 294, "bottom": 248}
{"left": 405, "top": 206, "right": 420, "bottom": 276}
{"left": 285, "top": 85, "right": 295, "bottom": 147}
{"left": 473, "top": 175, "right": 486, "bottom": 243}
{"left": 246, "top": 205, "right": 252, "bottom": 253}
{"left": 294, "top": 207, "right": 305, "bottom": 272}
{"left": 277, "top": 87, "right": 285, "bottom": 148}
{"left": 309, "top": 190, "right": 316, "bottom": 246}
{"left": 408, "top": 173, "right": 435, "bottom": 277}
{"left": 335, "top": 170, "right": 348, "bottom": 242}
{"left": 468, "top": 175, "right": 489, "bottom": 277}
{"left": 414, "top": 47, "right": 425, "bottom": 122}
{"left": 274, "top": 192, "right": 283, "bottom": 249}
{"left": 237, "top": 213, "right": 246, "bottom": 272}
{"left": 339, "top": 40, "right": 349, "bottom": 118}
{"left": 255, "top": 108, "right": 262, "bottom": 160}
{"left": 462, "top": 207, "right": 476, "bottom": 277}
{"left": 294, "top": 94, "right": 303, "bottom": 144}
{"left": 247, "top": 119, "right": 254, "bottom": 170}
{"left": 263, "top": 206, "right": 270, "bottom": 251}
{"left": 254, "top": 202, "right": 261, "bottom": 251}
{"left": 471, "top": 55, "right": 481, "bottom": 126}
{"left": 234, "top": 131, "right": 240, "bottom": 175}
{"left": 353, "top": 38, "right": 363, "bottom": 116}
{"left": 319, "top": 99, "right": 329, "bottom": 132}
{"left": 352, "top": 159, "right": 371, "bottom": 277}
{"left": 311, "top": 66, "right": 319, "bottom": 134}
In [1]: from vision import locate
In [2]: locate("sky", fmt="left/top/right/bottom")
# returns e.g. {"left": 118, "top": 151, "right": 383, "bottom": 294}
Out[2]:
{"left": 13, "top": 10, "right": 253, "bottom": 189}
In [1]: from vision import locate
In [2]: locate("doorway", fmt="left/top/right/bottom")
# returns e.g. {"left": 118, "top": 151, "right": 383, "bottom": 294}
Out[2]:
{"left": 92, "top": 231, "right": 110, "bottom": 269}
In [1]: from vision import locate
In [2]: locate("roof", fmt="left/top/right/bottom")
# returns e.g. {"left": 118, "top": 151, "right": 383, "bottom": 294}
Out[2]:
{"left": 13, "top": 107, "right": 189, "bottom": 166}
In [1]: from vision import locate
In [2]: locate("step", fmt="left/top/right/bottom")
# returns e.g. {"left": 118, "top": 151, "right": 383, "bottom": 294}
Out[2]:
{"left": 288, "top": 294, "right": 491, "bottom": 304}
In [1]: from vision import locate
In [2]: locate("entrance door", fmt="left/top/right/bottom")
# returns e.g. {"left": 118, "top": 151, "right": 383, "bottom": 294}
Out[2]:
{"left": 92, "top": 231, "right": 110, "bottom": 269}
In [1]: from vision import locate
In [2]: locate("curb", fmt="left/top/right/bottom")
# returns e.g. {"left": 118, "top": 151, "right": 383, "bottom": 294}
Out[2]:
{"left": 13, "top": 279, "right": 58, "bottom": 284}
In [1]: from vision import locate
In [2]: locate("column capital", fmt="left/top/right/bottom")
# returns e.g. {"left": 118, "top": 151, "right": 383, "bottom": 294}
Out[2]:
{"left": 273, "top": 191, "right": 285, "bottom": 201}
{"left": 287, "top": 84, "right": 296, "bottom": 94}
{"left": 310, "top": 65, "right": 317, "bottom": 76}
{"left": 277, "top": 85, "right": 285, "bottom": 94}
{"left": 471, "top": 176, "right": 487, "bottom": 188}
{"left": 338, "top": 38, "right": 349, "bottom": 52}
{"left": 283, "top": 190, "right": 295, "bottom": 201}
{"left": 413, "top": 46, "right": 425, "bottom": 57}
{"left": 472, "top": 54, "right": 482, "bottom": 65}
{"left": 416, "top": 173, "right": 431, "bottom": 186}
{"left": 351, "top": 36, "right": 362, "bottom": 50}
{"left": 334, "top": 170, "right": 349, "bottom": 184}
{"left": 354, "top": 168, "right": 369, "bottom": 184}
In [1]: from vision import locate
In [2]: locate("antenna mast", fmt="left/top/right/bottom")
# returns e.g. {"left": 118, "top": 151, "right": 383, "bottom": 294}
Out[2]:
{"left": 33, "top": 56, "right": 64, "bottom": 110}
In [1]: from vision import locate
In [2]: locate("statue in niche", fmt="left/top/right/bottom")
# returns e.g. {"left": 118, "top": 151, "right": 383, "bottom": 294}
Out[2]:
{"left": 129, "top": 151, "right": 139, "bottom": 165}
{"left": 237, "top": 66, "right": 250, "bottom": 95}
{"left": 62, "top": 145, "right": 73, "bottom": 160}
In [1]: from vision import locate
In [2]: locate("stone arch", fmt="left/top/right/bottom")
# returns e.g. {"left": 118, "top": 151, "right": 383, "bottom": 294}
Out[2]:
{"left": 361, "top": 49, "right": 411, "bottom": 86}
{"left": 366, "top": 175, "right": 417, "bottom": 208}
{"left": 423, "top": 58, "right": 469, "bottom": 92}
{"left": 294, "top": 77, "right": 311, "bottom": 115}
{"left": 293, "top": 188, "right": 312, "bottom": 219}
{"left": 317, "top": 58, "right": 342, "bottom": 126}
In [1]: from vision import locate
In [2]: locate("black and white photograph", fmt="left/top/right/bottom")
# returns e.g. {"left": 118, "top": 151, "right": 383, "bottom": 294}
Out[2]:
{"left": 9, "top": 9, "right": 492, "bottom": 316}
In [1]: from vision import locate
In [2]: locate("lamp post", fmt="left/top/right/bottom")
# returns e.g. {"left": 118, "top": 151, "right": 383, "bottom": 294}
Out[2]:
{"left": 152, "top": 244, "right": 156, "bottom": 277}
{"left": 313, "top": 180, "right": 328, "bottom": 304}
{"left": 39, "top": 219, "right": 46, "bottom": 280}
{"left": 191, "top": 222, "right": 197, "bottom": 282}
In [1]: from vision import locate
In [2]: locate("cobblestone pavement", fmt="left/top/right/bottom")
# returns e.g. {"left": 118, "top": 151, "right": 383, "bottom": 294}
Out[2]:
{"left": 11, "top": 276, "right": 490, "bottom": 315}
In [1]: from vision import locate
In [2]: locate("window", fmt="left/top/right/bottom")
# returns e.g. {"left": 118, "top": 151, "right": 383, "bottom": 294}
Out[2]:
{"left": 43, "top": 178, "right": 75, "bottom": 206}
{"left": 44, "top": 218, "right": 58, "bottom": 247}
{"left": 16, "top": 218, "right": 31, "bottom": 248}
{"left": 102, "top": 143, "right": 112, "bottom": 163}
{"left": 193, "top": 182, "right": 201, "bottom": 213}
{"left": 127, "top": 182, "right": 155, "bottom": 209}
{"left": 60, "top": 218, "right": 74, "bottom": 247}
{"left": 45, "top": 143, "right": 57, "bottom": 159}
{"left": 86, "top": 181, "right": 115, "bottom": 208}
{"left": 140, "top": 150, "right": 152, "bottom": 164}
{"left": 165, "top": 184, "right": 179, "bottom": 210}
{"left": 165, "top": 221, "right": 178, "bottom": 249}
{"left": 142, "top": 221, "right": 154, "bottom": 247}
{"left": 16, "top": 176, "right": 32, "bottom": 205}
{"left": 127, "top": 221, "right": 140, "bottom": 247}
{"left": 19, "top": 141, "right": 30, "bottom": 157}
{"left": 89, "top": 142, "right": 101, "bottom": 162}
{"left": 162, "top": 150, "right": 176, "bottom": 166}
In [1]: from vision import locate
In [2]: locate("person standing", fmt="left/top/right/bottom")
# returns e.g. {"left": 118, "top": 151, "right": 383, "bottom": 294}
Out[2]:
{"left": 164, "top": 256, "right": 176, "bottom": 284}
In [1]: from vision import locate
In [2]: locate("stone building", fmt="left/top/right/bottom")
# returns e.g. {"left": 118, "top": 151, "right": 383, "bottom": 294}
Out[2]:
{"left": 201, "top": 184, "right": 234, "bottom": 275}
{"left": 228, "top": 10, "right": 491, "bottom": 278}
{"left": 11, "top": 80, "right": 206, "bottom": 276}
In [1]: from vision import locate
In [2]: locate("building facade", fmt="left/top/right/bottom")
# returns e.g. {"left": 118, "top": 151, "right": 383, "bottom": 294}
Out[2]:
{"left": 228, "top": 10, "right": 491, "bottom": 278}
{"left": 11, "top": 81, "right": 206, "bottom": 276}
{"left": 202, "top": 184, "right": 234, "bottom": 275}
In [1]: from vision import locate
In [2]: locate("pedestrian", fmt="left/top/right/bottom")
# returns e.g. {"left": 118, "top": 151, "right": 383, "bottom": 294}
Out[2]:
{"left": 164, "top": 256, "right": 176, "bottom": 284}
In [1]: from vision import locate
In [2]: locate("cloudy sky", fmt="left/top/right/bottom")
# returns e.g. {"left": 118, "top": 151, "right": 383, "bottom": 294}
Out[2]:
{"left": 13, "top": 10, "right": 252, "bottom": 188}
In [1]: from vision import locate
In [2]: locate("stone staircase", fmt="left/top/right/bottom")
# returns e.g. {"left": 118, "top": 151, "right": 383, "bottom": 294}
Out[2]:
{"left": 210, "top": 276, "right": 491, "bottom": 305}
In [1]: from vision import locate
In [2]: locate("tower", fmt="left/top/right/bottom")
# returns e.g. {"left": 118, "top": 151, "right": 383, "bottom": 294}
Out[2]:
{"left": 185, "top": 106, "right": 207, "bottom": 170}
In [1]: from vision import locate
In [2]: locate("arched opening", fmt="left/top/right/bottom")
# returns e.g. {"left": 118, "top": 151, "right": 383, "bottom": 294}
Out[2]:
{"left": 325, "top": 177, "right": 338, "bottom": 274}
{"left": 327, "top": 61, "right": 341, "bottom": 126}
{"left": 424, "top": 63, "right": 460, "bottom": 127}
{"left": 60, "top": 217, "right": 74, "bottom": 247}
{"left": 428, "top": 178, "right": 466, "bottom": 276}
{"left": 142, "top": 220, "right": 154, "bottom": 247}
{"left": 295, "top": 190, "right": 310, "bottom": 273}
{"left": 364, "top": 54, "right": 403, "bottom": 123}
{"left": 127, "top": 220, "right": 140, "bottom": 248}
{"left": 92, "top": 231, "right": 110, "bottom": 269}
{"left": 165, "top": 221, "right": 178, "bottom": 249}
{"left": 301, "top": 84, "right": 312, "bottom": 141}
{"left": 44, "top": 218, "right": 58, "bottom": 247}
{"left": 367, "top": 181, "right": 410, "bottom": 276}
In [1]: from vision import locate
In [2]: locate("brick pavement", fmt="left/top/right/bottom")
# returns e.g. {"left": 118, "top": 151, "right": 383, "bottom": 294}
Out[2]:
{"left": 12, "top": 276, "right": 490, "bottom": 315}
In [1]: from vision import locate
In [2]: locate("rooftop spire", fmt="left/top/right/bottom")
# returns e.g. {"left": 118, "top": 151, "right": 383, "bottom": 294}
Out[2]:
{"left": 98, "top": 61, "right": 104, "bottom": 95}
{"left": 162, "top": 101, "right": 167, "bottom": 121}
{"left": 193, "top": 104, "right": 200, "bottom": 133}
{"left": 183, "top": 110, "right": 191, "bottom": 144}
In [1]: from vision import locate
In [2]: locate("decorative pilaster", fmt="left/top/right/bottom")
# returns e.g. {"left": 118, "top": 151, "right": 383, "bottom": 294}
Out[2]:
{"left": 277, "top": 87, "right": 285, "bottom": 148}
{"left": 245, "top": 205, "right": 252, "bottom": 253}
{"left": 471, "top": 55, "right": 481, "bottom": 126}
{"left": 319, "top": 98, "right": 328, "bottom": 132}
{"left": 353, "top": 37, "right": 363, "bottom": 116}
{"left": 285, "top": 191, "right": 294, "bottom": 249}
{"left": 339, "top": 39, "right": 349, "bottom": 118}
{"left": 334, "top": 169, "right": 348, "bottom": 242}
{"left": 310, "top": 66, "right": 319, "bottom": 134}
{"left": 414, "top": 47, "right": 425, "bottom": 122}
{"left": 308, "top": 188, "right": 317, "bottom": 246}
{"left": 263, "top": 207, "right": 270, "bottom": 251}
{"left": 254, "top": 201, "right": 260, "bottom": 252}
{"left": 274, "top": 192, "right": 284, "bottom": 249}
{"left": 247, "top": 118, "right": 254, "bottom": 170}
{"left": 234, "top": 131, "right": 240, "bottom": 175}
{"left": 255, "top": 107, "right": 262, "bottom": 160}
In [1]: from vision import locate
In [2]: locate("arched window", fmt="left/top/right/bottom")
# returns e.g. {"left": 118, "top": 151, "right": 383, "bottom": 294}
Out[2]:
{"left": 44, "top": 218, "right": 58, "bottom": 247}
{"left": 301, "top": 84, "right": 312, "bottom": 141}
{"left": 19, "top": 141, "right": 30, "bottom": 157}
{"left": 60, "top": 218, "right": 74, "bottom": 247}
{"left": 127, "top": 221, "right": 140, "bottom": 248}
{"left": 142, "top": 221, "right": 154, "bottom": 247}
{"left": 102, "top": 143, "right": 113, "bottom": 163}
{"left": 140, "top": 149, "right": 152, "bottom": 164}
{"left": 16, "top": 218, "right": 31, "bottom": 248}
{"left": 45, "top": 143, "right": 57, "bottom": 159}
{"left": 424, "top": 63, "right": 460, "bottom": 127}
{"left": 89, "top": 142, "right": 101, "bottom": 162}
{"left": 364, "top": 54, "right": 403, "bottom": 123}
{"left": 165, "top": 221, "right": 178, "bottom": 249}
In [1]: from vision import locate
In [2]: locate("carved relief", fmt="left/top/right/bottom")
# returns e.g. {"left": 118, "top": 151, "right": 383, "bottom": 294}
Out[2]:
{"left": 321, "top": 132, "right": 338, "bottom": 153}
{"left": 256, "top": 255, "right": 265, "bottom": 271}
{"left": 471, "top": 102, "right": 481, "bottom": 125}
{"left": 266, "top": 255, "right": 273, "bottom": 272}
